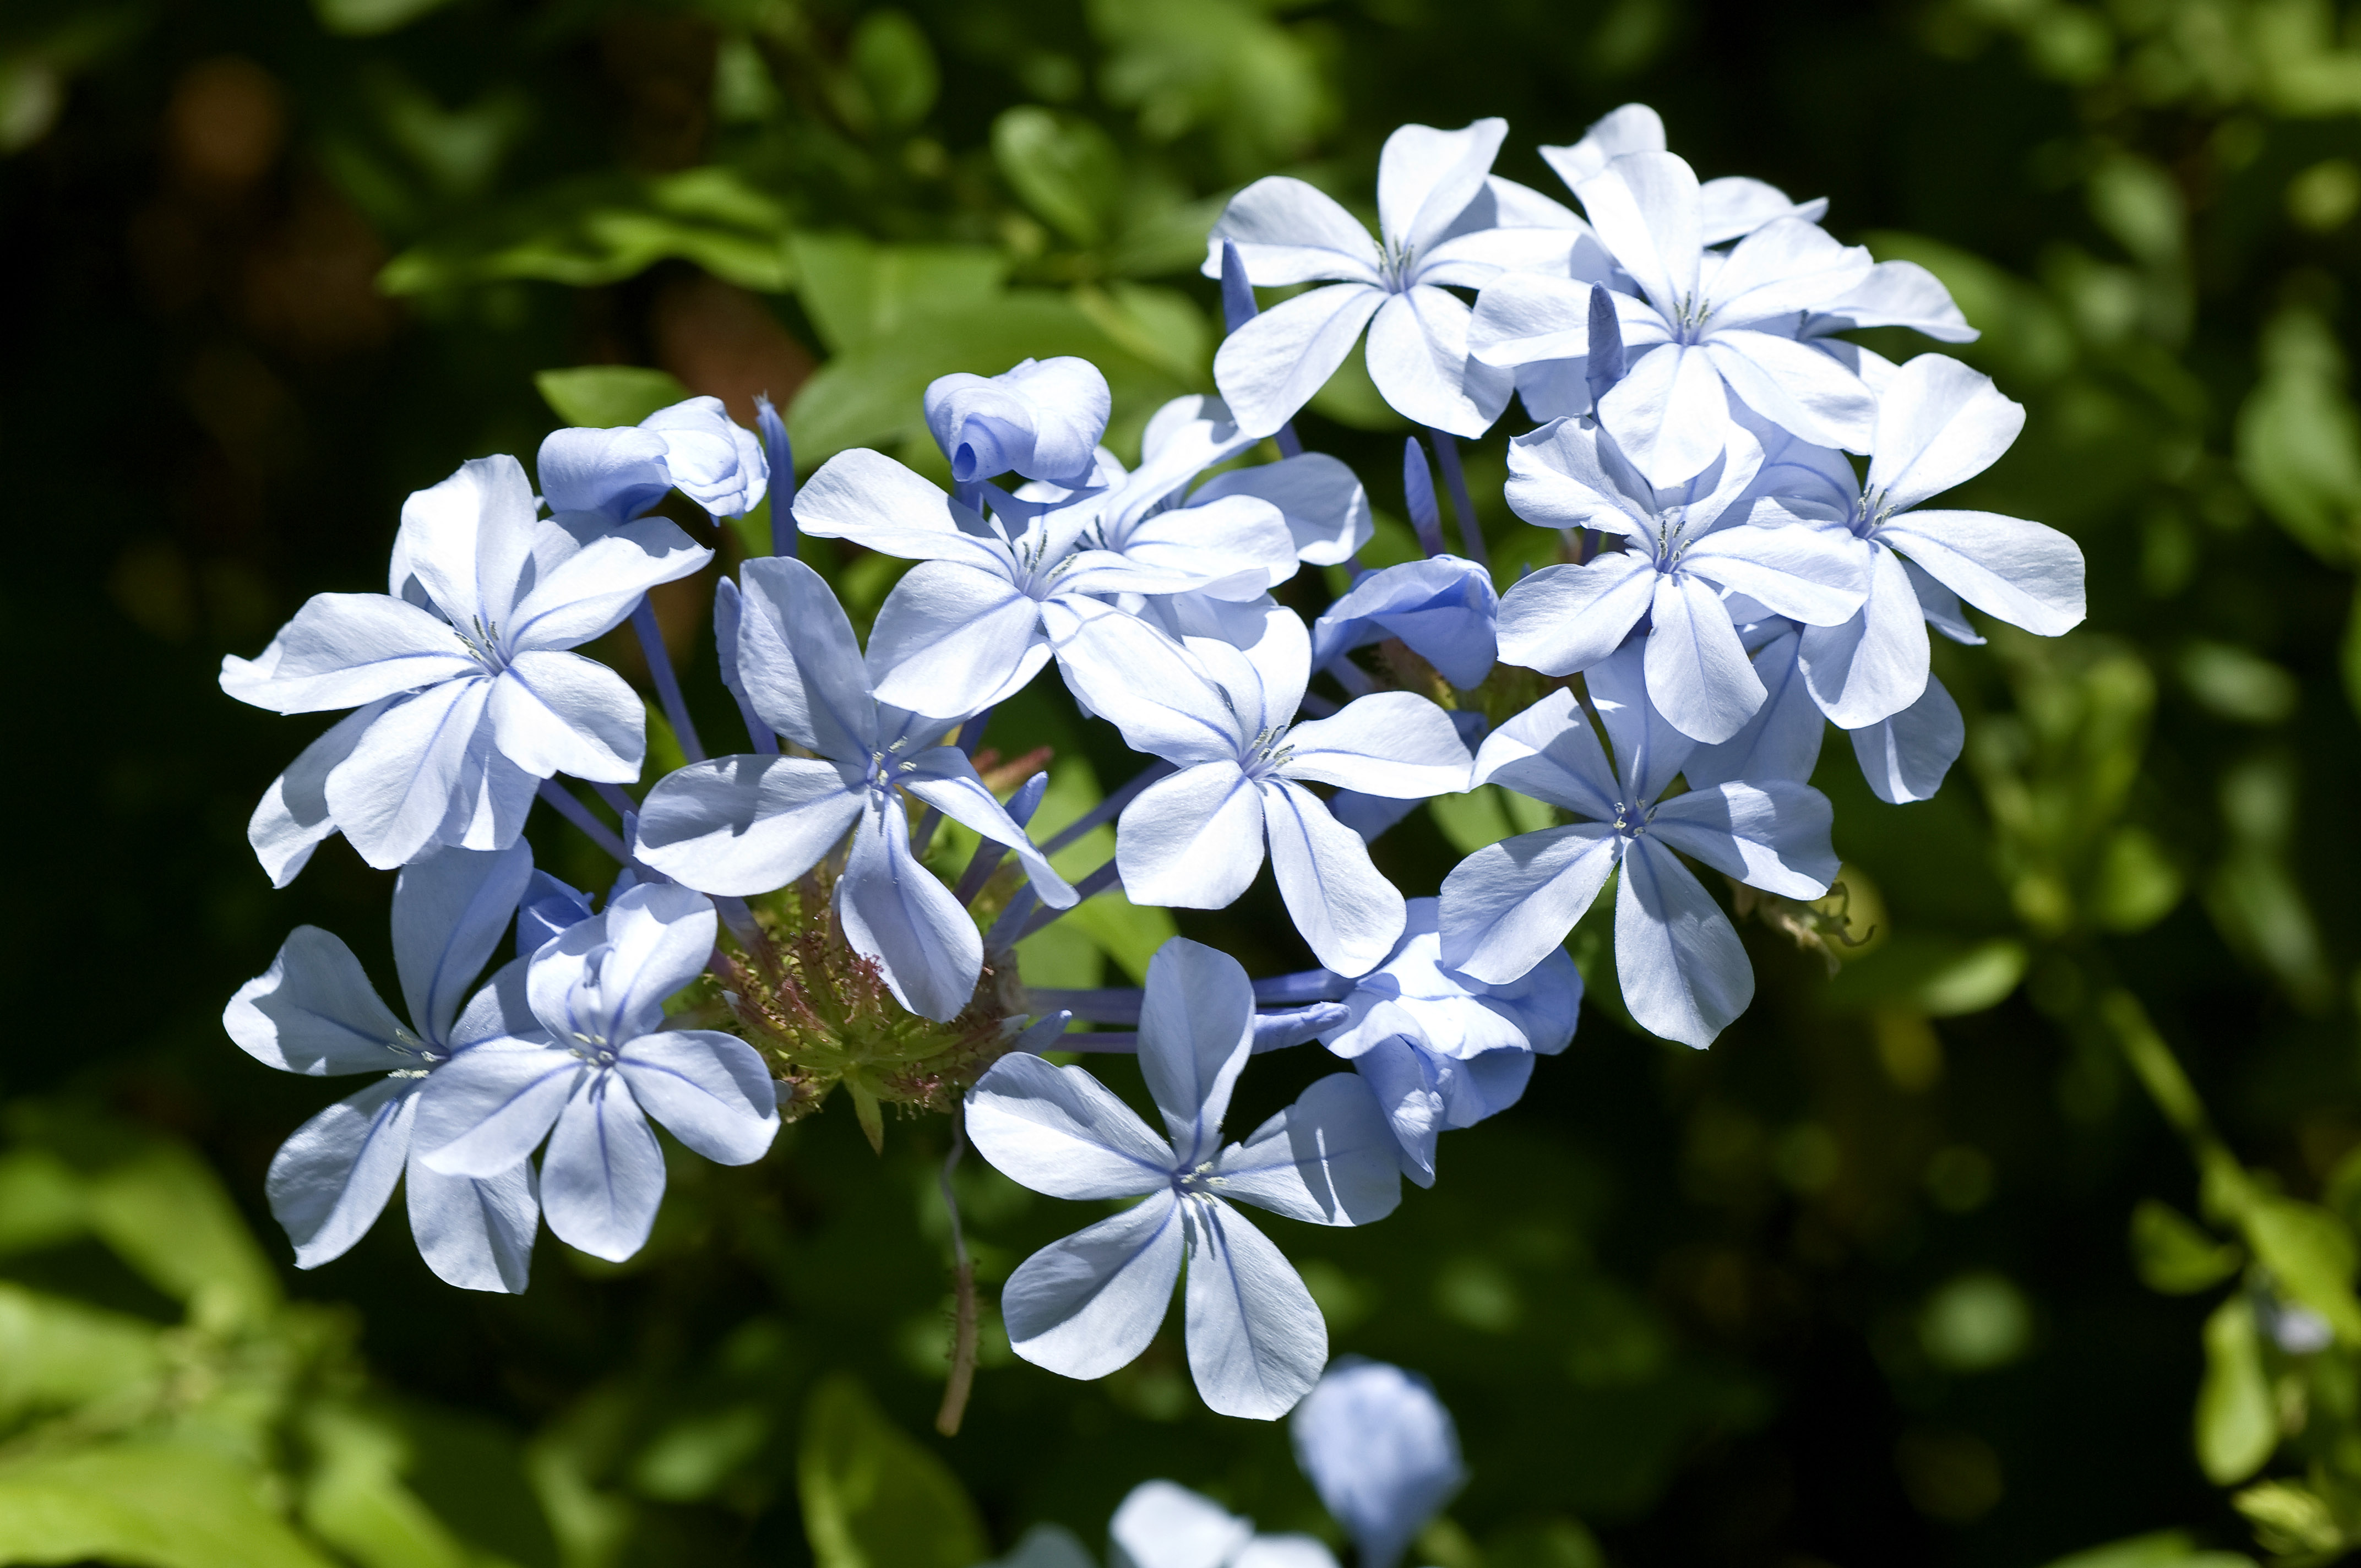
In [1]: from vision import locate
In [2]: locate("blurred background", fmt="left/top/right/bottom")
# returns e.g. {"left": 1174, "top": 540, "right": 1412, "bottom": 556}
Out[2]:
{"left": 7, "top": 0, "right": 2361, "bottom": 1564}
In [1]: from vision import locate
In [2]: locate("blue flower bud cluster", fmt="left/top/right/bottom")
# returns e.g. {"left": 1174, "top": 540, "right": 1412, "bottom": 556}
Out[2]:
{"left": 216, "top": 102, "right": 2081, "bottom": 1422}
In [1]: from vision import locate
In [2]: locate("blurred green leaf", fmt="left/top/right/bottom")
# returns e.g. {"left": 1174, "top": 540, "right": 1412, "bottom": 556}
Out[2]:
{"left": 2231, "top": 1479, "right": 2347, "bottom": 1558}
{"left": 993, "top": 107, "right": 1124, "bottom": 247}
{"left": 0, "top": 1444, "right": 337, "bottom": 1568}
{"left": 2235, "top": 306, "right": 2361, "bottom": 564}
{"left": 2039, "top": 1530, "right": 2255, "bottom": 1568}
{"left": 1824, "top": 934, "right": 2027, "bottom": 1017}
{"left": 1088, "top": 0, "right": 1336, "bottom": 175}
{"left": 2195, "top": 1295, "right": 2276, "bottom": 1485}
{"left": 2131, "top": 1200, "right": 2243, "bottom": 1295}
{"left": 0, "top": 1147, "right": 85, "bottom": 1255}
{"left": 301, "top": 1404, "right": 473, "bottom": 1568}
{"left": 2092, "top": 826, "right": 2184, "bottom": 934}
{"left": 380, "top": 168, "right": 795, "bottom": 295}
{"left": 1307, "top": 341, "right": 1405, "bottom": 431}
{"left": 309, "top": 0, "right": 455, "bottom": 37}
{"left": 86, "top": 1145, "right": 278, "bottom": 1331}
{"left": 790, "top": 233, "right": 1010, "bottom": 357}
{"left": 797, "top": 1374, "right": 986, "bottom": 1568}
{"left": 0, "top": 1282, "right": 163, "bottom": 1425}
{"left": 844, "top": 11, "right": 939, "bottom": 135}
{"left": 535, "top": 367, "right": 689, "bottom": 430}
{"left": 1866, "top": 232, "right": 2076, "bottom": 384}
{"left": 979, "top": 1524, "right": 1095, "bottom": 1568}
{"left": 2177, "top": 643, "right": 2298, "bottom": 726}
{"left": 2238, "top": 1196, "right": 2361, "bottom": 1343}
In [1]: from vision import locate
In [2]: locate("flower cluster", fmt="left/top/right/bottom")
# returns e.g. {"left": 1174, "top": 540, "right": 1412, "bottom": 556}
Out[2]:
{"left": 219, "top": 102, "right": 2081, "bottom": 1422}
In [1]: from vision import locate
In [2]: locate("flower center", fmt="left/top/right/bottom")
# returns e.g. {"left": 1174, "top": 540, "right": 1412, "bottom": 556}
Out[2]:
{"left": 1671, "top": 292, "right": 1713, "bottom": 344}
{"left": 1612, "top": 800, "right": 1648, "bottom": 840}
{"left": 450, "top": 614, "right": 506, "bottom": 672}
{"left": 565, "top": 1030, "right": 619, "bottom": 1068}
{"left": 1244, "top": 724, "right": 1297, "bottom": 776}
{"left": 1653, "top": 505, "right": 1693, "bottom": 571}
{"left": 1176, "top": 1161, "right": 1225, "bottom": 1197}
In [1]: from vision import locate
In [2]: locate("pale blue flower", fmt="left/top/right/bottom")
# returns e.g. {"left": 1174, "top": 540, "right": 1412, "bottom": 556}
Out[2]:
{"left": 1290, "top": 1358, "right": 1466, "bottom": 1568}
{"left": 792, "top": 445, "right": 1297, "bottom": 719}
{"left": 1318, "top": 898, "right": 1578, "bottom": 1182}
{"left": 222, "top": 843, "right": 540, "bottom": 1292}
{"left": 927, "top": 357, "right": 1112, "bottom": 490}
{"left": 1205, "top": 118, "right": 1603, "bottom": 438}
{"left": 965, "top": 938, "right": 1401, "bottom": 1419}
{"left": 632, "top": 557, "right": 1075, "bottom": 1021}
{"left": 225, "top": 455, "right": 710, "bottom": 879}
{"left": 1744, "top": 353, "right": 2085, "bottom": 738}
{"left": 1108, "top": 1482, "right": 1339, "bottom": 1568}
{"left": 537, "top": 395, "right": 769, "bottom": 521}
{"left": 1493, "top": 418, "right": 1868, "bottom": 744}
{"left": 1054, "top": 603, "right": 1471, "bottom": 976}
{"left": 418, "top": 881, "right": 780, "bottom": 1262}
{"left": 1310, "top": 557, "right": 1498, "bottom": 690}
{"left": 1438, "top": 643, "right": 1837, "bottom": 1047}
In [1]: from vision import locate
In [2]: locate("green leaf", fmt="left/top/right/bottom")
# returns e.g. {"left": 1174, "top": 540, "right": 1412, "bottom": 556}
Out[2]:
{"left": 86, "top": 1145, "right": 279, "bottom": 1332}
{"left": 2130, "top": 1200, "right": 2243, "bottom": 1294}
{"left": 2239, "top": 1196, "right": 2361, "bottom": 1343}
{"left": 2232, "top": 1479, "right": 2347, "bottom": 1558}
{"left": 2234, "top": 307, "right": 2361, "bottom": 564}
{"left": 788, "top": 234, "right": 1010, "bottom": 356}
{"left": 309, "top": 0, "right": 458, "bottom": 37}
{"left": 2092, "top": 826, "right": 2184, "bottom": 933}
{"left": 1862, "top": 231, "right": 2076, "bottom": 385}
{"left": 797, "top": 1374, "right": 987, "bottom": 1568}
{"left": 0, "top": 1281, "right": 165, "bottom": 1424}
{"left": 300, "top": 1404, "right": 472, "bottom": 1568}
{"left": 535, "top": 367, "right": 690, "bottom": 430}
{"left": 846, "top": 10, "right": 939, "bottom": 134}
{"left": 380, "top": 168, "right": 795, "bottom": 296}
{"left": 2195, "top": 1295, "right": 2276, "bottom": 1485}
{"left": 1823, "top": 934, "right": 2028, "bottom": 1017}
{"left": 2039, "top": 1530, "right": 2256, "bottom": 1568}
{"left": 0, "top": 1147, "right": 86, "bottom": 1255}
{"left": 0, "top": 1443, "right": 338, "bottom": 1568}
{"left": 992, "top": 107, "right": 1123, "bottom": 247}
{"left": 1306, "top": 340, "right": 1406, "bottom": 431}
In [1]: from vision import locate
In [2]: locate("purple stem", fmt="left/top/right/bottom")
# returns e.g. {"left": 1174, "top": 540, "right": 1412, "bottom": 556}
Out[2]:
{"left": 631, "top": 596, "right": 705, "bottom": 764}
{"left": 1403, "top": 438, "right": 1445, "bottom": 557}
{"left": 1428, "top": 429, "right": 1488, "bottom": 569}
{"left": 955, "top": 772, "right": 1048, "bottom": 906}
{"left": 1253, "top": 969, "right": 1354, "bottom": 1005}
{"left": 591, "top": 780, "right": 637, "bottom": 816}
{"left": 537, "top": 780, "right": 628, "bottom": 863}
{"left": 756, "top": 394, "right": 798, "bottom": 559}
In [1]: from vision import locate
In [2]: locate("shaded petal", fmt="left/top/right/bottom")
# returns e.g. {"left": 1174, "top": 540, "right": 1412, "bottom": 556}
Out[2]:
{"left": 1683, "top": 626, "right": 1826, "bottom": 787}
{"left": 792, "top": 448, "right": 1010, "bottom": 567}
{"left": 643, "top": 395, "right": 767, "bottom": 516}
{"left": 1215, "top": 1073, "right": 1403, "bottom": 1226}
{"left": 1364, "top": 287, "right": 1512, "bottom": 439}
{"left": 1117, "top": 762, "right": 1267, "bottom": 908}
{"left": 1699, "top": 177, "right": 1829, "bottom": 246}
{"left": 1281, "top": 693, "right": 1471, "bottom": 797}
{"left": 1116, "top": 493, "right": 1299, "bottom": 594}
{"left": 1585, "top": 638, "right": 1696, "bottom": 801}
{"left": 1003, "top": 1191, "right": 1185, "bottom": 1380}
{"left": 867, "top": 562, "right": 1046, "bottom": 718}
{"left": 837, "top": 801, "right": 983, "bottom": 1022}
{"left": 1683, "top": 520, "right": 1869, "bottom": 626}
{"left": 1213, "top": 284, "right": 1388, "bottom": 441}
{"left": 1139, "top": 937, "right": 1258, "bottom": 1164}
{"left": 1596, "top": 344, "right": 1730, "bottom": 492}
{"left": 324, "top": 680, "right": 495, "bottom": 870}
{"left": 391, "top": 455, "right": 540, "bottom": 633}
{"left": 1378, "top": 117, "right": 1506, "bottom": 256}
{"left": 1810, "top": 259, "right": 1976, "bottom": 342}
{"left": 1263, "top": 778, "right": 1407, "bottom": 978}
{"left": 1615, "top": 840, "right": 1751, "bottom": 1048}
{"left": 1205, "top": 176, "right": 1384, "bottom": 286}
{"left": 502, "top": 518, "right": 711, "bottom": 652}
{"left": 1468, "top": 687, "right": 1619, "bottom": 818}
{"left": 1649, "top": 779, "right": 1838, "bottom": 896}
{"left": 405, "top": 1156, "right": 536, "bottom": 1294}
{"left": 1109, "top": 1481, "right": 1253, "bottom": 1568}
{"left": 487, "top": 651, "right": 644, "bottom": 782}
{"left": 416, "top": 1044, "right": 582, "bottom": 1178}
{"left": 541, "top": 1071, "right": 665, "bottom": 1262}
{"left": 1437, "top": 823, "right": 1620, "bottom": 984}
{"left": 1573, "top": 151, "right": 1701, "bottom": 320}
{"left": 1797, "top": 545, "right": 1930, "bottom": 727}
{"left": 616, "top": 1030, "right": 780, "bottom": 1166}
{"left": 537, "top": 424, "right": 669, "bottom": 520}
{"left": 1468, "top": 274, "right": 1592, "bottom": 367}
{"left": 900, "top": 748, "right": 1076, "bottom": 905}
{"left": 265, "top": 1077, "right": 416, "bottom": 1268}
{"left": 1703, "top": 331, "right": 1876, "bottom": 454}
{"left": 1538, "top": 105, "right": 1666, "bottom": 192}
{"left": 965, "top": 1053, "right": 1174, "bottom": 1200}
{"left": 393, "top": 842, "right": 533, "bottom": 1048}
{"left": 1880, "top": 509, "right": 2086, "bottom": 636}
{"left": 450, "top": 956, "right": 534, "bottom": 1047}
{"left": 1190, "top": 453, "right": 1372, "bottom": 567}
{"left": 1646, "top": 573, "right": 1764, "bottom": 744}
{"left": 1705, "top": 219, "right": 1872, "bottom": 325}
{"left": 1852, "top": 674, "right": 1965, "bottom": 804}
{"left": 1868, "top": 353, "right": 2026, "bottom": 510}
{"left": 248, "top": 701, "right": 387, "bottom": 888}
{"left": 735, "top": 556, "right": 882, "bottom": 758}
{"left": 635, "top": 755, "right": 864, "bottom": 896}
{"left": 1494, "top": 554, "right": 1655, "bottom": 677}
{"left": 220, "top": 594, "right": 476, "bottom": 716}
{"left": 1310, "top": 557, "right": 1499, "bottom": 689}
{"left": 225, "top": 926, "right": 407, "bottom": 1075}
{"left": 1047, "top": 600, "right": 1245, "bottom": 763}
{"left": 560, "top": 881, "right": 721, "bottom": 1043}
{"left": 1183, "top": 1201, "right": 1326, "bottom": 1420}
